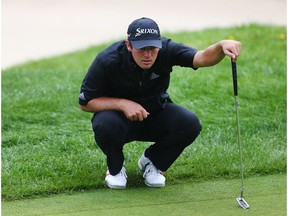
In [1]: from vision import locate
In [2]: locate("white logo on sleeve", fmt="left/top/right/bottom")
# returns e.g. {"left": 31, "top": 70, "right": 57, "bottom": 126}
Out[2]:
{"left": 79, "top": 92, "right": 86, "bottom": 100}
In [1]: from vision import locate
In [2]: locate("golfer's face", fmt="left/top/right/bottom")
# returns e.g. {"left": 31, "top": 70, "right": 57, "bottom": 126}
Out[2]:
{"left": 130, "top": 46, "right": 160, "bottom": 69}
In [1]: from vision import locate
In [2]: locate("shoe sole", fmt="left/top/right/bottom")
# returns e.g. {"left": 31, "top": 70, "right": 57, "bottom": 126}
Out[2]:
{"left": 144, "top": 181, "right": 165, "bottom": 188}
{"left": 105, "top": 181, "right": 126, "bottom": 189}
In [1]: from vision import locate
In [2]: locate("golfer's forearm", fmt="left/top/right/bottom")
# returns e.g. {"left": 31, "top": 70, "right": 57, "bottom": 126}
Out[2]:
{"left": 193, "top": 41, "right": 225, "bottom": 68}
{"left": 80, "top": 97, "right": 128, "bottom": 113}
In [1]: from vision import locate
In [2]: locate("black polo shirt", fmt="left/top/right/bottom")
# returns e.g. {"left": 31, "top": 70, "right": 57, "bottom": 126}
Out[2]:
{"left": 79, "top": 37, "right": 198, "bottom": 113}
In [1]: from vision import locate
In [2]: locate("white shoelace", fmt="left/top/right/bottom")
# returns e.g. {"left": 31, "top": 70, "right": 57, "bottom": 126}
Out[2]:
{"left": 143, "top": 163, "right": 161, "bottom": 178}
{"left": 117, "top": 167, "right": 127, "bottom": 179}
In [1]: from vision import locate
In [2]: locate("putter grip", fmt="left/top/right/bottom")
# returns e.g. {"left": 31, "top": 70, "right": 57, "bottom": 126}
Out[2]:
{"left": 231, "top": 59, "right": 238, "bottom": 96}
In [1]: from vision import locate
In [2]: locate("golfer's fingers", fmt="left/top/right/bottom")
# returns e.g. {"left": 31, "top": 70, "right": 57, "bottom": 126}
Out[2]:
{"left": 235, "top": 42, "right": 242, "bottom": 57}
{"left": 232, "top": 42, "right": 242, "bottom": 59}
{"left": 128, "top": 110, "right": 149, "bottom": 121}
{"left": 142, "top": 110, "right": 149, "bottom": 119}
{"left": 223, "top": 41, "right": 242, "bottom": 61}
{"left": 137, "top": 114, "right": 144, "bottom": 121}
{"left": 225, "top": 48, "right": 240, "bottom": 61}
{"left": 224, "top": 49, "right": 235, "bottom": 60}
{"left": 127, "top": 113, "right": 138, "bottom": 121}
{"left": 137, "top": 110, "right": 149, "bottom": 121}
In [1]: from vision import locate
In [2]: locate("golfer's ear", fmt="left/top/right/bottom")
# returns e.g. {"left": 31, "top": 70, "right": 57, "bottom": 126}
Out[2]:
{"left": 125, "top": 40, "right": 133, "bottom": 52}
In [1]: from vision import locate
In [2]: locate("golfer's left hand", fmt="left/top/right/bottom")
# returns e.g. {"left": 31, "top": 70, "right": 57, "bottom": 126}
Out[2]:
{"left": 220, "top": 40, "right": 242, "bottom": 61}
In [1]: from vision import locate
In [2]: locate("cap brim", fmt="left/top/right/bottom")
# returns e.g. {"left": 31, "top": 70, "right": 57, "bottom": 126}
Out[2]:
{"left": 131, "top": 40, "right": 162, "bottom": 49}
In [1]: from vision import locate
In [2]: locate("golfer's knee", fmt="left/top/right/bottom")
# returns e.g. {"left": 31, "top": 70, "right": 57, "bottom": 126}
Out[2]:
{"left": 182, "top": 114, "right": 202, "bottom": 144}
{"left": 92, "top": 111, "right": 126, "bottom": 141}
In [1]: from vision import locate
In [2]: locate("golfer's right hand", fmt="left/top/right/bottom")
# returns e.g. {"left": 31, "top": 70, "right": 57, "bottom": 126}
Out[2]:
{"left": 120, "top": 99, "right": 149, "bottom": 121}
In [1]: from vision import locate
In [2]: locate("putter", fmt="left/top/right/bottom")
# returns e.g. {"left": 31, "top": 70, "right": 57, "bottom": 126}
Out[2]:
{"left": 231, "top": 59, "right": 250, "bottom": 209}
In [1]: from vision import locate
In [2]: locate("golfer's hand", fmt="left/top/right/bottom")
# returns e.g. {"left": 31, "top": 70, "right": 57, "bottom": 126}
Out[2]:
{"left": 220, "top": 40, "right": 242, "bottom": 61}
{"left": 120, "top": 99, "right": 149, "bottom": 121}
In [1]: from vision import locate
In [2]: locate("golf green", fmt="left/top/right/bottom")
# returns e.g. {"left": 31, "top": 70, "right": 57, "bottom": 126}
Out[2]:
{"left": 2, "top": 174, "right": 286, "bottom": 216}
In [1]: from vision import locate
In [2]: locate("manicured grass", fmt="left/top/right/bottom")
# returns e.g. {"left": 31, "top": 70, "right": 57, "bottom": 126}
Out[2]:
{"left": 1, "top": 24, "right": 286, "bottom": 201}
{"left": 2, "top": 174, "right": 286, "bottom": 215}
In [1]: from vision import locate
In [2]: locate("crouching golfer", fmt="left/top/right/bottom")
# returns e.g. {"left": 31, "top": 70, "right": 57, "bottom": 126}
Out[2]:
{"left": 79, "top": 17, "right": 241, "bottom": 189}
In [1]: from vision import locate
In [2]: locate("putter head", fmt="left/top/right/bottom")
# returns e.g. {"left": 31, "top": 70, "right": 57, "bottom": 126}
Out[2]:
{"left": 236, "top": 197, "right": 249, "bottom": 209}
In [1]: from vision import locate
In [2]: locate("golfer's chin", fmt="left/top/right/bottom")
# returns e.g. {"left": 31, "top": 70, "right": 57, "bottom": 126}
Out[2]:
{"left": 139, "top": 62, "right": 153, "bottom": 69}
{"left": 140, "top": 66, "right": 152, "bottom": 70}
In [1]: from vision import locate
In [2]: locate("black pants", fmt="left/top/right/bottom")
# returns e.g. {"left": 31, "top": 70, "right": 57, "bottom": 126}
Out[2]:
{"left": 92, "top": 103, "right": 202, "bottom": 175}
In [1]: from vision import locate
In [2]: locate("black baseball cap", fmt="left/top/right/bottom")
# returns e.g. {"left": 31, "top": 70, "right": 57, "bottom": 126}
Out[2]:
{"left": 127, "top": 17, "right": 162, "bottom": 49}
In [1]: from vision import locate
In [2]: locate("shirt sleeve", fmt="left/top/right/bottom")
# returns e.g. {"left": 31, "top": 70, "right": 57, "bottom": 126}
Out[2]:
{"left": 164, "top": 39, "right": 199, "bottom": 70}
{"left": 79, "top": 57, "right": 108, "bottom": 106}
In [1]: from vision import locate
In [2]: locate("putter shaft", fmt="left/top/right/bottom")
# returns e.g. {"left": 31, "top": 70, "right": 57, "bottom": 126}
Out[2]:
{"left": 235, "top": 96, "right": 245, "bottom": 198}
{"left": 231, "top": 60, "right": 249, "bottom": 209}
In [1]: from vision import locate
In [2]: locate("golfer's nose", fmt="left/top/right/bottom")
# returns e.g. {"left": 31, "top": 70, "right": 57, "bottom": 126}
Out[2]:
{"left": 143, "top": 48, "right": 152, "bottom": 57}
